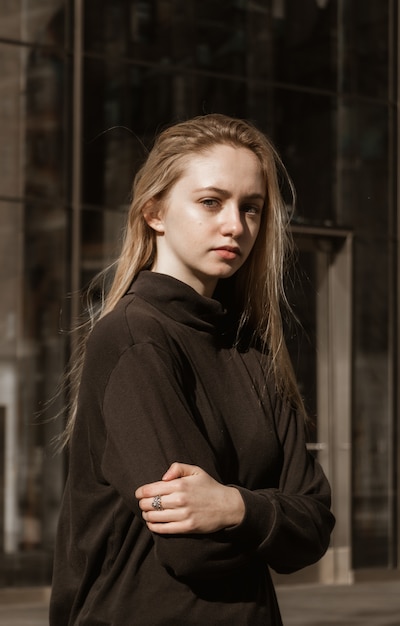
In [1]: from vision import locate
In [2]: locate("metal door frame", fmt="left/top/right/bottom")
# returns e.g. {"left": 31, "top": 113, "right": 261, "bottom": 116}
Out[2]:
{"left": 274, "top": 225, "right": 353, "bottom": 585}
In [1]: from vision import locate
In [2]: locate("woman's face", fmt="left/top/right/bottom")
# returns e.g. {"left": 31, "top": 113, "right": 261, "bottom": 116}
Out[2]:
{"left": 146, "top": 144, "right": 265, "bottom": 297}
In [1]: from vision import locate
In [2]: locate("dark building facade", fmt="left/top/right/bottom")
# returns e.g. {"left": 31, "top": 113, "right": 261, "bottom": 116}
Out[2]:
{"left": 0, "top": 0, "right": 398, "bottom": 586}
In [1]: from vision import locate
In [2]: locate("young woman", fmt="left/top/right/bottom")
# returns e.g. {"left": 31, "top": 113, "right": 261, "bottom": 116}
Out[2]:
{"left": 50, "top": 114, "right": 335, "bottom": 625}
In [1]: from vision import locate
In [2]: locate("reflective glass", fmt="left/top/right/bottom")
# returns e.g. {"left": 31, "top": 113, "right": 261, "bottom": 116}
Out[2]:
{"left": 337, "top": 98, "right": 392, "bottom": 567}
{"left": 273, "top": 89, "right": 336, "bottom": 224}
{"left": 352, "top": 240, "right": 391, "bottom": 567}
{"left": 21, "top": 201, "right": 68, "bottom": 557}
{"left": 0, "top": 202, "right": 21, "bottom": 364}
{"left": 84, "top": 0, "right": 191, "bottom": 64}
{"left": 0, "top": 42, "right": 68, "bottom": 201}
{"left": 337, "top": 100, "right": 389, "bottom": 234}
{"left": 0, "top": 199, "right": 67, "bottom": 583}
{"left": 273, "top": 0, "right": 337, "bottom": 91}
{"left": 0, "top": 3, "right": 69, "bottom": 583}
{"left": 0, "top": 0, "right": 66, "bottom": 46}
{"left": 84, "top": 0, "right": 247, "bottom": 76}
{"left": 192, "top": 75, "right": 247, "bottom": 118}
{"left": 285, "top": 249, "right": 318, "bottom": 429}
{"left": 84, "top": 0, "right": 135, "bottom": 56}
{"left": 341, "top": 0, "right": 390, "bottom": 98}
{"left": 81, "top": 207, "right": 128, "bottom": 290}
{"left": 193, "top": 0, "right": 246, "bottom": 75}
{"left": 0, "top": 43, "right": 26, "bottom": 198}
{"left": 82, "top": 58, "right": 176, "bottom": 209}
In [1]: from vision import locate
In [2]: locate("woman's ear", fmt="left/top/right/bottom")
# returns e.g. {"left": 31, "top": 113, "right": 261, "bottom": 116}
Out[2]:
{"left": 142, "top": 200, "right": 165, "bottom": 234}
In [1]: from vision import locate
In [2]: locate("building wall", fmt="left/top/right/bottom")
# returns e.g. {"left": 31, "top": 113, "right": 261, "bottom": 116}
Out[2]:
{"left": 0, "top": 0, "right": 397, "bottom": 585}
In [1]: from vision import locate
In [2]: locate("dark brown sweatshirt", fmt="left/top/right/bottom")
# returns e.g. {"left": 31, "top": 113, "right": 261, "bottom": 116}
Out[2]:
{"left": 50, "top": 271, "right": 335, "bottom": 625}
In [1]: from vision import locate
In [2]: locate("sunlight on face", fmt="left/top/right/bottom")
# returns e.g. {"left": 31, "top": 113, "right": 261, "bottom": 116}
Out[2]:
{"left": 147, "top": 144, "right": 265, "bottom": 297}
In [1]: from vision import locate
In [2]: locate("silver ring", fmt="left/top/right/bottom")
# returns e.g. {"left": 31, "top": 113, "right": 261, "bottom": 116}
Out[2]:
{"left": 152, "top": 495, "right": 163, "bottom": 511}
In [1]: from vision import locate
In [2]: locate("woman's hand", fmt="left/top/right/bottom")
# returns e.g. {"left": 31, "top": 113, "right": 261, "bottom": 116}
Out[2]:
{"left": 135, "top": 462, "right": 245, "bottom": 534}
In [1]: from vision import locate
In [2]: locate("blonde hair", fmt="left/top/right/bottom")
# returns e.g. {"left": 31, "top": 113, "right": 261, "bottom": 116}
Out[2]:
{"left": 61, "top": 113, "right": 304, "bottom": 446}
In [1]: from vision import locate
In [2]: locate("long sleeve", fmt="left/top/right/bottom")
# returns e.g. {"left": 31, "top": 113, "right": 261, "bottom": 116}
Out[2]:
{"left": 232, "top": 392, "right": 335, "bottom": 574}
{"left": 99, "top": 341, "right": 253, "bottom": 579}
{"left": 95, "top": 335, "right": 334, "bottom": 580}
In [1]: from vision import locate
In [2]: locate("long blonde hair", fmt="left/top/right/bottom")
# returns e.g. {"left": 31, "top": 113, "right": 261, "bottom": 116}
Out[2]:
{"left": 62, "top": 113, "right": 303, "bottom": 446}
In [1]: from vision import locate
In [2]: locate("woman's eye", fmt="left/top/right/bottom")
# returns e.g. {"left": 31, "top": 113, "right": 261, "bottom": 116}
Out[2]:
{"left": 242, "top": 204, "right": 260, "bottom": 215}
{"left": 201, "top": 198, "right": 219, "bottom": 208}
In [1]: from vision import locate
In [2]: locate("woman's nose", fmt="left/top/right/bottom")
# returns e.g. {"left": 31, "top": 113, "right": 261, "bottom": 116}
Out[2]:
{"left": 220, "top": 204, "right": 244, "bottom": 237}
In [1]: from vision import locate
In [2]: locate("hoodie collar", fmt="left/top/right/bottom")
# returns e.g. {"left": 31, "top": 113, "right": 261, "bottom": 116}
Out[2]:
{"left": 127, "top": 271, "right": 228, "bottom": 333}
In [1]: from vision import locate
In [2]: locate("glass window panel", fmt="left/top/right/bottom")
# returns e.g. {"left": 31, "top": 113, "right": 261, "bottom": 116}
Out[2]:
{"left": 336, "top": 96, "right": 392, "bottom": 567}
{"left": 20, "top": 198, "right": 68, "bottom": 553}
{"left": 337, "top": 100, "right": 389, "bottom": 234}
{"left": 273, "top": 89, "right": 336, "bottom": 224}
{"left": 351, "top": 235, "right": 391, "bottom": 568}
{"left": 0, "top": 42, "right": 68, "bottom": 201}
{"left": 84, "top": 0, "right": 134, "bottom": 56}
{"left": 0, "top": 43, "right": 25, "bottom": 199}
{"left": 285, "top": 249, "right": 318, "bottom": 428}
{"left": 194, "top": 0, "right": 246, "bottom": 75}
{"left": 242, "top": 82, "right": 276, "bottom": 136}
{"left": 341, "top": 0, "right": 389, "bottom": 99}
{"left": 273, "top": 0, "right": 337, "bottom": 91}
{"left": 84, "top": 0, "right": 183, "bottom": 64}
{"left": 0, "top": 2, "right": 69, "bottom": 585}
{"left": 191, "top": 75, "right": 247, "bottom": 118}
{"left": 0, "top": 0, "right": 66, "bottom": 47}
{"left": 81, "top": 207, "right": 128, "bottom": 292}
{"left": 0, "top": 199, "right": 21, "bottom": 563}
{"left": 0, "top": 201, "right": 21, "bottom": 363}
{"left": 0, "top": 199, "right": 67, "bottom": 584}
{"left": 84, "top": 0, "right": 247, "bottom": 75}
{"left": 82, "top": 58, "right": 187, "bottom": 208}
{"left": 25, "top": 47, "right": 68, "bottom": 200}
{"left": 246, "top": 2, "right": 274, "bottom": 83}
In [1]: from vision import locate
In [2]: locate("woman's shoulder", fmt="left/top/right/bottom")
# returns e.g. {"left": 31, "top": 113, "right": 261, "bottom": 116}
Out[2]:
{"left": 87, "top": 292, "right": 173, "bottom": 355}
{"left": 77, "top": 293, "right": 182, "bottom": 397}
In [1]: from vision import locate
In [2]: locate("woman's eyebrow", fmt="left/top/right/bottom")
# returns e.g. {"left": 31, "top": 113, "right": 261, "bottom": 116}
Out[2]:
{"left": 194, "top": 186, "right": 265, "bottom": 202}
{"left": 194, "top": 186, "right": 231, "bottom": 197}
{"left": 242, "top": 193, "right": 265, "bottom": 202}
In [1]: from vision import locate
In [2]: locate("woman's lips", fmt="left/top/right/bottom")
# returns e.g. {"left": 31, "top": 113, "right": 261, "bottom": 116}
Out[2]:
{"left": 213, "top": 247, "right": 240, "bottom": 260}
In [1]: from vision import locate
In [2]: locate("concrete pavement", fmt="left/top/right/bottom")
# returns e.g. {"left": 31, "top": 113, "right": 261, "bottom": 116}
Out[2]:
{"left": 276, "top": 579, "right": 400, "bottom": 625}
{"left": 0, "top": 580, "right": 399, "bottom": 625}
{"left": 0, "top": 587, "right": 50, "bottom": 626}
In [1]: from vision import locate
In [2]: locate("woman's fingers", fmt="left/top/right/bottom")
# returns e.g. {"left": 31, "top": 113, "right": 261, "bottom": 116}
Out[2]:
{"left": 136, "top": 483, "right": 188, "bottom": 512}
{"left": 135, "top": 463, "right": 245, "bottom": 534}
{"left": 135, "top": 463, "right": 202, "bottom": 504}
{"left": 139, "top": 493, "right": 196, "bottom": 533}
{"left": 162, "top": 462, "right": 201, "bottom": 481}
{"left": 139, "top": 493, "right": 182, "bottom": 513}
{"left": 135, "top": 480, "right": 170, "bottom": 501}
